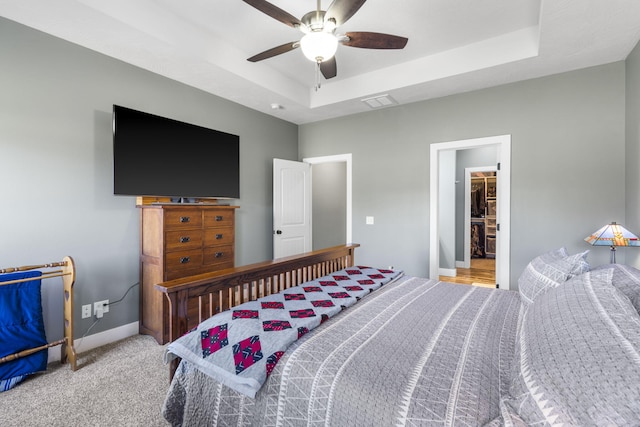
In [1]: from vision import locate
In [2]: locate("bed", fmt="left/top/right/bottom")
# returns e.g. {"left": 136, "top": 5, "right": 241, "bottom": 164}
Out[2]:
{"left": 158, "top": 245, "right": 640, "bottom": 426}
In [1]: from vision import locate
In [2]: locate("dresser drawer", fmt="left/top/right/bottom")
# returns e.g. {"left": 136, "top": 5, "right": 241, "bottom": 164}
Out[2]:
{"left": 203, "top": 245, "right": 234, "bottom": 267}
{"left": 165, "top": 229, "right": 203, "bottom": 252}
{"left": 164, "top": 209, "right": 202, "bottom": 230}
{"left": 203, "top": 210, "right": 234, "bottom": 228}
{"left": 203, "top": 227, "right": 234, "bottom": 247}
{"left": 165, "top": 266, "right": 205, "bottom": 281}
{"left": 165, "top": 249, "right": 204, "bottom": 272}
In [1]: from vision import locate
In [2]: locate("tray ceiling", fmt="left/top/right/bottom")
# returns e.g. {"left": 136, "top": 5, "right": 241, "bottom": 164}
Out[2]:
{"left": 1, "top": 0, "right": 640, "bottom": 124}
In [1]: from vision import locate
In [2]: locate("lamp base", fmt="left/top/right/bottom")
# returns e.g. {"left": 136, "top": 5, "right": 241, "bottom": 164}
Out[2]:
{"left": 610, "top": 246, "right": 616, "bottom": 264}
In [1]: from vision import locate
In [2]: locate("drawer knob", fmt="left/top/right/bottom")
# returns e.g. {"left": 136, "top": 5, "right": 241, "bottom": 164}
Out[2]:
{"left": 215, "top": 215, "right": 223, "bottom": 221}
{"left": 180, "top": 256, "right": 191, "bottom": 264}
{"left": 180, "top": 236, "right": 191, "bottom": 243}
{"left": 215, "top": 234, "right": 223, "bottom": 240}
{"left": 215, "top": 252, "right": 224, "bottom": 258}
{"left": 180, "top": 216, "right": 190, "bottom": 223}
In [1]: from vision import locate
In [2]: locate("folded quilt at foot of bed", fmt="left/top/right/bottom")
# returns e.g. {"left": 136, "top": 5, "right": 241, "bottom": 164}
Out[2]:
{"left": 164, "top": 266, "right": 402, "bottom": 397}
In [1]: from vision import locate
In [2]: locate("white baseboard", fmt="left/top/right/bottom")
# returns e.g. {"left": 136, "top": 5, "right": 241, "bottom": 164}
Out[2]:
{"left": 439, "top": 268, "right": 457, "bottom": 277}
{"left": 48, "top": 321, "right": 139, "bottom": 363}
{"left": 455, "top": 260, "right": 468, "bottom": 269}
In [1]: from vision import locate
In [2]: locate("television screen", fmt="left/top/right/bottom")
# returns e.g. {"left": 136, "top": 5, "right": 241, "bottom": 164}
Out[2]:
{"left": 113, "top": 105, "right": 239, "bottom": 199}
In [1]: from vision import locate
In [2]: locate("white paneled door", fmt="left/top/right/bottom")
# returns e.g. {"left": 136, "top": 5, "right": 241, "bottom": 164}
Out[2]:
{"left": 273, "top": 158, "right": 311, "bottom": 258}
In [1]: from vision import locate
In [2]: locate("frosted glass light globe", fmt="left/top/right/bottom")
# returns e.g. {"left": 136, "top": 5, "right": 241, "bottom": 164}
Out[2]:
{"left": 300, "top": 31, "right": 338, "bottom": 62}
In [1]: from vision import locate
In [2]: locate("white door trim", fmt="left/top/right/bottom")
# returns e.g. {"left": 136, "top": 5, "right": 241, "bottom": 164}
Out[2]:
{"left": 430, "top": 135, "right": 511, "bottom": 289}
{"left": 303, "top": 153, "right": 353, "bottom": 243}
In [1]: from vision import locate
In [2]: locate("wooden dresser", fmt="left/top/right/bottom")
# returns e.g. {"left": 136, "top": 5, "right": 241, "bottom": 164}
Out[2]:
{"left": 138, "top": 203, "right": 238, "bottom": 344}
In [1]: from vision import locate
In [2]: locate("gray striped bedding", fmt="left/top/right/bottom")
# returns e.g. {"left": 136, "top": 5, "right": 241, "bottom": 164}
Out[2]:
{"left": 500, "top": 268, "right": 640, "bottom": 426}
{"left": 162, "top": 254, "right": 640, "bottom": 426}
{"left": 162, "top": 276, "right": 521, "bottom": 426}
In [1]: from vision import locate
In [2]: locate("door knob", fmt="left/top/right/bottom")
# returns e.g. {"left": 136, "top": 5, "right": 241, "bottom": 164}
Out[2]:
{"left": 274, "top": 230, "right": 282, "bottom": 235}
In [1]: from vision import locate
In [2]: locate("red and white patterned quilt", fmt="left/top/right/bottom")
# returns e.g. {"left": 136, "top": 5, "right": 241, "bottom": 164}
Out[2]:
{"left": 164, "top": 266, "right": 402, "bottom": 397}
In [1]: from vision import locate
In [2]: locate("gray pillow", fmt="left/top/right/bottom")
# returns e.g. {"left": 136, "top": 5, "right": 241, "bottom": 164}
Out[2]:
{"left": 502, "top": 269, "right": 640, "bottom": 425}
{"left": 593, "top": 263, "right": 640, "bottom": 314}
{"left": 518, "top": 248, "right": 590, "bottom": 305}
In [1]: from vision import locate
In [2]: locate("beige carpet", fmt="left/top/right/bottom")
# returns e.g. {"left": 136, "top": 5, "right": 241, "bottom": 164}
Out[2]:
{"left": 0, "top": 335, "right": 169, "bottom": 426}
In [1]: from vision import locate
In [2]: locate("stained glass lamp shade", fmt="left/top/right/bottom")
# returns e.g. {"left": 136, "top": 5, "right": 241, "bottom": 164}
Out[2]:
{"left": 584, "top": 222, "right": 640, "bottom": 263}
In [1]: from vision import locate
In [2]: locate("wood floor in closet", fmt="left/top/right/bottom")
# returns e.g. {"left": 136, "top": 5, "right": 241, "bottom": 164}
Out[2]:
{"left": 440, "top": 258, "right": 496, "bottom": 288}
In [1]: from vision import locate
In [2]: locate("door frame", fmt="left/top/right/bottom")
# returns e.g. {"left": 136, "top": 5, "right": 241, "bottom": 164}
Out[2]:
{"left": 429, "top": 135, "right": 511, "bottom": 289}
{"left": 303, "top": 153, "right": 353, "bottom": 244}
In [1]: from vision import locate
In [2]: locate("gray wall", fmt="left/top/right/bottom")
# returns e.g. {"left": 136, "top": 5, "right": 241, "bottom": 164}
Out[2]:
{"left": 312, "top": 162, "right": 347, "bottom": 250}
{"left": 0, "top": 17, "right": 298, "bottom": 339}
{"left": 626, "top": 41, "right": 640, "bottom": 267}
{"left": 299, "top": 62, "right": 626, "bottom": 284}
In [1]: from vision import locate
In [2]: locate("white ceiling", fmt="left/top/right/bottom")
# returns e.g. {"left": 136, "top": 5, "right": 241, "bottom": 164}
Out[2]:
{"left": 2, "top": 0, "right": 640, "bottom": 124}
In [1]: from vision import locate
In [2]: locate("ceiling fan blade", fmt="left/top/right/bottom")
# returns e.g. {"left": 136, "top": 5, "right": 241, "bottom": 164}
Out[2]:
{"left": 247, "top": 42, "right": 299, "bottom": 62}
{"left": 242, "top": 0, "right": 302, "bottom": 28}
{"left": 343, "top": 32, "right": 408, "bottom": 49}
{"left": 320, "top": 57, "right": 337, "bottom": 79}
{"left": 325, "top": 0, "right": 367, "bottom": 26}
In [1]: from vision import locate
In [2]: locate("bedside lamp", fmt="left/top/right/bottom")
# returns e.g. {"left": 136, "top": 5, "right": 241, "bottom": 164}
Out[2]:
{"left": 585, "top": 222, "right": 640, "bottom": 263}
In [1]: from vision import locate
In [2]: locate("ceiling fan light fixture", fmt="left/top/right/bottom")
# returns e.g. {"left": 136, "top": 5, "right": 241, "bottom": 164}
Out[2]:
{"left": 300, "top": 31, "right": 338, "bottom": 62}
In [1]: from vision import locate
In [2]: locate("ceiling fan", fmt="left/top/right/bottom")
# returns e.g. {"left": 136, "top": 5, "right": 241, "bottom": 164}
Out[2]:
{"left": 243, "top": 0, "right": 408, "bottom": 83}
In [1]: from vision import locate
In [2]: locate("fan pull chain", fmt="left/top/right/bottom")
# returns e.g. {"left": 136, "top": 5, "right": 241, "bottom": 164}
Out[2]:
{"left": 314, "top": 61, "right": 322, "bottom": 91}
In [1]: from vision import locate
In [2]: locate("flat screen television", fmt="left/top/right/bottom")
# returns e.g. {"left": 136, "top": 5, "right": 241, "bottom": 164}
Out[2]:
{"left": 112, "top": 105, "right": 240, "bottom": 199}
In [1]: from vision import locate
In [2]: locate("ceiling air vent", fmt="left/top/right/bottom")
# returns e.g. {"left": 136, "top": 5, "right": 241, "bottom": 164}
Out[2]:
{"left": 361, "top": 94, "right": 398, "bottom": 109}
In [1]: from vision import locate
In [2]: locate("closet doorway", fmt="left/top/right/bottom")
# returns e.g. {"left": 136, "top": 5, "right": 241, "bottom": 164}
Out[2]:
{"left": 429, "top": 135, "right": 511, "bottom": 290}
{"left": 462, "top": 168, "right": 497, "bottom": 286}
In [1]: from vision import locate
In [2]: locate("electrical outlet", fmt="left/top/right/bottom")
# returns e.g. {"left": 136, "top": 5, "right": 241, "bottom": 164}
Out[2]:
{"left": 81, "top": 304, "right": 91, "bottom": 319}
{"left": 94, "top": 299, "right": 109, "bottom": 318}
